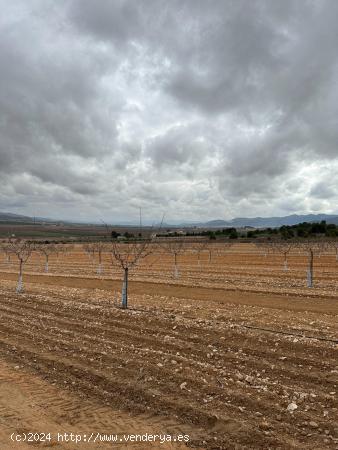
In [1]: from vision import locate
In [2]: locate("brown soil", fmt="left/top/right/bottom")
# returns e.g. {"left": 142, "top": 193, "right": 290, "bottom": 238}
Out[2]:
{"left": 0, "top": 359, "right": 189, "bottom": 449}
{"left": 1, "top": 271, "right": 338, "bottom": 316}
{"left": 0, "top": 243, "right": 337, "bottom": 449}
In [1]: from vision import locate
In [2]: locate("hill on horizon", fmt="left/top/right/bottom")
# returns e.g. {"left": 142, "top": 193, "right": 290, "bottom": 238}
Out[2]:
{"left": 1, "top": 211, "right": 338, "bottom": 228}
{"left": 201, "top": 214, "right": 338, "bottom": 228}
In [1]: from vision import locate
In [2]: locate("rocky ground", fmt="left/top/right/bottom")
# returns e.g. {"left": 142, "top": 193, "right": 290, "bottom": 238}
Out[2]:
{"left": 0, "top": 273, "right": 337, "bottom": 449}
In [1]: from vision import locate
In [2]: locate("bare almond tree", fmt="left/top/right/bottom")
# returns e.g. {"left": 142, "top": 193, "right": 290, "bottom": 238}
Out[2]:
{"left": 270, "top": 241, "right": 297, "bottom": 271}
{"left": 215, "top": 240, "right": 234, "bottom": 259}
{"left": 111, "top": 239, "right": 153, "bottom": 309}
{"left": 193, "top": 240, "right": 209, "bottom": 266}
{"left": 36, "top": 242, "right": 58, "bottom": 273}
{"left": 327, "top": 239, "right": 338, "bottom": 261}
{"left": 0, "top": 240, "right": 11, "bottom": 262}
{"left": 92, "top": 241, "right": 107, "bottom": 274}
{"left": 82, "top": 241, "right": 108, "bottom": 274}
{"left": 297, "top": 240, "right": 331, "bottom": 288}
{"left": 161, "top": 240, "right": 186, "bottom": 278}
{"left": 6, "top": 238, "right": 35, "bottom": 292}
{"left": 207, "top": 242, "right": 214, "bottom": 263}
{"left": 255, "top": 240, "right": 272, "bottom": 258}
{"left": 55, "top": 243, "right": 74, "bottom": 262}
{"left": 213, "top": 241, "right": 234, "bottom": 278}
{"left": 82, "top": 241, "right": 95, "bottom": 261}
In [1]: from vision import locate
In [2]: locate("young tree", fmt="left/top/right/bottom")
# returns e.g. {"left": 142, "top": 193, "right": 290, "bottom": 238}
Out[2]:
{"left": 270, "top": 241, "right": 297, "bottom": 271}
{"left": 297, "top": 240, "right": 330, "bottom": 288}
{"left": 161, "top": 240, "right": 186, "bottom": 278}
{"left": 111, "top": 239, "right": 153, "bottom": 309}
{"left": 0, "top": 241, "right": 11, "bottom": 262}
{"left": 193, "top": 240, "right": 209, "bottom": 265}
{"left": 255, "top": 241, "right": 272, "bottom": 258}
{"left": 82, "top": 241, "right": 95, "bottom": 261}
{"left": 36, "top": 242, "right": 58, "bottom": 273}
{"left": 82, "top": 241, "right": 108, "bottom": 274}
{"left": 56, "top": 243, "right": 74, "bottom": 260}
{"left": 92, "top": 241, "right": 107, "bottom": 274}
{"left": 206, "top": 241, "right": 218, "bottom": 263}
{"left": 6, "top": 238, "right": 35, "bottom": 292}
{"left": 215, "top": 241, "right": 234, "bottom": 263}
{"left": 328, "top": 239, "right": 338, "bottom": 261}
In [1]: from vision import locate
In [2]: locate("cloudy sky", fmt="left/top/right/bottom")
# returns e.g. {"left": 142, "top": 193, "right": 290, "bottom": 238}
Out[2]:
{"left": 1, "top": 0, "right": 338, "bottom": 223}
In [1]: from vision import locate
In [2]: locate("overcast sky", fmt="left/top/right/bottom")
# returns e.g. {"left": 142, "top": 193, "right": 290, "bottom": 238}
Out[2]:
{"left": 1, "top": 0, "right": 338, "bottom": 223}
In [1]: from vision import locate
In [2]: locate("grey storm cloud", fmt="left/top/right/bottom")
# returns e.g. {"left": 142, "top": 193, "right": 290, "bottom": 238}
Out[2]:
{"left": 146, "top": 125, "right": 212, "bottom": 168}
{"left": 1, "top": 0, "right": 338, "bottom": 221}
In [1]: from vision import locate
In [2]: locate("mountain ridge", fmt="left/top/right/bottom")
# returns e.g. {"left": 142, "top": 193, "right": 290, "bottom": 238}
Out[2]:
{"left": 200, "top": 214, "right": 338, "bottom": 228}
{"left": 1, "top": 212, "right": 338, "bottom": 228}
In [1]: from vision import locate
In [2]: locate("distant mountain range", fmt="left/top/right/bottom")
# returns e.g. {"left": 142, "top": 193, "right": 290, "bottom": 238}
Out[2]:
{"left": 194, "top": 214, "right": 338, "bottom": 228}
{"left": 0, "top": 212, "right": 35, "bottom": 222}
{"left": 0, "top": 212, "right": 54, "bottom": 223}
{"left": 1, "top": 211, "right": 338, "bottom": 228}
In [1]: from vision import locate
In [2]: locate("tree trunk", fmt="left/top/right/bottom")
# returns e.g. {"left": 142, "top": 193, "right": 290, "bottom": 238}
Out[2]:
{"left": 121, "top": 267, "right": 128, "bottom": 309}
{"left": 174, "top": 265, "right": 179, "bottom": 278}
{"left": 174, "top": 253, "right": 179, "bottom": 278}
{"left": 16, "top": 259, "right": 23, "bottom": 293}
{"left": 307, "top": 249, "right": 313, "bottom": 288}
{"left": 284, "top": 253, "right": 288, "bottom": 271}
{"left": 97, "top": 251, "right": 103, "bottom": 274}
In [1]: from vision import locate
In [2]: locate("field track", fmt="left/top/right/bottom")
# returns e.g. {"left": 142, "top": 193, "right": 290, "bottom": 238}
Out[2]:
{"left": 0, "top": 271, "right": 338, "bottom": 316}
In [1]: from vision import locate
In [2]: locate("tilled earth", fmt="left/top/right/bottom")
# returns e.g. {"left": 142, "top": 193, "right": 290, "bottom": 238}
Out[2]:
{"left": 2, "top": 243, "right": 338, "bottom": 298}
{"left": 0, "top": 277, "right": 337, "bottom": 449}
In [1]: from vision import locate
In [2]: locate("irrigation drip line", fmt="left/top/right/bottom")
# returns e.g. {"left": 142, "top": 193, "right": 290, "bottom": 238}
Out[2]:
{"left": 126, "top": 308, "right": 338, "bottom": 344}
{"left": 241, "top": 324, "right": 338, "bottom": 344}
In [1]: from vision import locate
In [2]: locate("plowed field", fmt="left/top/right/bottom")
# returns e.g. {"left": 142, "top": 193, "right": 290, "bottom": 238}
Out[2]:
{"left": 0, "top": 243, "right": 337, "bottom": 449}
